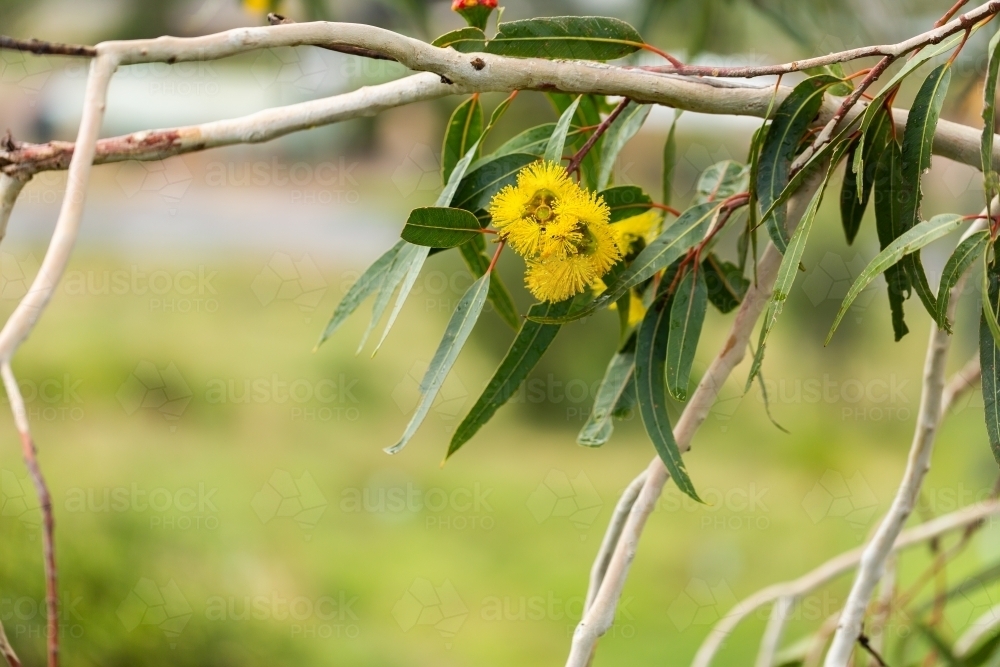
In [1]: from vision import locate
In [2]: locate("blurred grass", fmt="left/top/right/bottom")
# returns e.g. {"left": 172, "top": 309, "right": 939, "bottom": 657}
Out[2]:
{"left": 0, "top": 223, "right": 995, "bottom": 666}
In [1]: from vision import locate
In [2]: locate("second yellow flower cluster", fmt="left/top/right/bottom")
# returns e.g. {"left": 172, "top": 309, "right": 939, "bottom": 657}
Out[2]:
{"left": 488, "top": 161, "right": 622, "bottom": 303}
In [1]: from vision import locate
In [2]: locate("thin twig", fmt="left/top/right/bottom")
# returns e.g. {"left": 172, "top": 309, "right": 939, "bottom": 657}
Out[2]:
{"left": 565, "top": 97, "right": 630, "bottom": 175}
{"left": 584, "top": 471, "right": 648, "bottom": 612}
{"left": 1, "top": 363, "right": 56, "bottom": 667}
{"left": 858, "top": 633, "right": 890, "bottom": 667}
{"left": 936, "top": 0, "right": 973, "bottom": 27}
{"left": 756, "top": 596, "right": 794, "bottom": 667}
{"left": 0, "top": 35, "right": 95, "bottom": 57}
{"left": 941, "top": 355, "right": 981, "bottom": 415}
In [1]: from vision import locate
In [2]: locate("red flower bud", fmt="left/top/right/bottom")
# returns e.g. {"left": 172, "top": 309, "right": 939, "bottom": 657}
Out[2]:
{"left": 451, "top": 0, "right": 498, "bottom": 30}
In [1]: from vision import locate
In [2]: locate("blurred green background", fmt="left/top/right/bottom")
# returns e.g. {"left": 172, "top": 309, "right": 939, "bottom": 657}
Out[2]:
{"left": 2, "top": 0, "right": 1000, "bottom": 665}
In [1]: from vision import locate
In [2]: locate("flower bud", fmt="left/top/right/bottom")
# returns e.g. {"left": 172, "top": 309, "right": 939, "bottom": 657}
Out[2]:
{"left": 451, "top": 0, "right": 498, "bottom": 31}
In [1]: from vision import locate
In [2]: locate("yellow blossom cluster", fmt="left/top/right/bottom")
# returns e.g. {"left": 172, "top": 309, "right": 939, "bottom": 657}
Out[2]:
{"left": 488, "top": 161, "right": 622, "bottom": 303}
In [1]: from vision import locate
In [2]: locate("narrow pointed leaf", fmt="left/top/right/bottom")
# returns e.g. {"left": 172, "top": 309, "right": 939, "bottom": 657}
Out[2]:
{"left": 636, "top": 291, "right": 701, "bottom": 501}
{"left": 747, "top": 177, "right": 829, "bottom": 389}
{"left": 448, "top": 298, "right": 572, "bottom": 457}
{"left": 358, "top": 243, "right": 423, "bottom": 352}
{"left": 702, "top": 254, "right": 749, "bottom": 314}
{"left": 827, "top": 214, "right": 965, "bottom": 344}
{"left": 530, "top": 201, "right": 718, "bottom": 324}
{"left": 578, "top": 336, "right": 636, "bottom": 447}
{"left": 597, "top": 102, "right": 651, "bottom": 190}
{"left": 899, "top": 63, "right": 952, "bottom": 319}
{"left": 984, "top": 27, "right": 1000, "bottom": 210}
{"left": 472, "top": 123, "right": 584, "bottom": 169}
{"left": 874, "top": 137, "right": 911, "bottom": 341}
{"left": 695, "top": 160, "right": 749, "bottom": 205}
{"left": 401, "top": 207, "right": 483, "bottom": 248}
{"left": 373, "top": 245, "right": 431, "bottom": 354}
{"left": 453, "top": 153, "right": 537, "bottom": 212}
{"left": 756, "top": 75, "right": 839, "bottom": 253}
{"left": 485, "top": 16, "right": 644, "bottom": 61}
{"left": 666, "top": 268, "right": 707, "bottom": 401}
{"left": 432, "top": 26, "right": 486, "bottom": 52}
{"left": 840, "top": 107, "right": 890, "bottom": 245}
{"left": 938, "top": 230, "right": 989, "bottom": 329}
{"left": 544, "top": 96, "right": 581, "bottom": 163}
{"left": 317, "top": 241, "right": 404, "bottom": 348}
{"left": 442, "top": 96, "right": 484, "bottom": 184}
{"left": 387, "top": 273, "right": 490, "bottom": 454}
{"left": 981, "top": 251, "right": 1000, "bottom": 465}
{"left": 459, "top": 234, "right": 520, "bottom": 330}
{"left": 550, "top": 94, "right": 604, "bottom": 190}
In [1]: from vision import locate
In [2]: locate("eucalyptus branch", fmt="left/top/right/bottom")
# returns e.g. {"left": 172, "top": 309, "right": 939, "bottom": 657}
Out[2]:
{"left": 822, "top": 217, "right": 992, "bottom": 667}
{"left": 691, "top": 499, "right": 1000, "bottom": 667}
{"left": 756, "top": 596, "right": 794, "bottom": 667}
{"left": 0, "top": 35, "right": 95, "bottom": 57}
{"left": 566, "top": 169, "right": 828, "bottom": 667}
{"left": 1, "top": 363, "right": 57, "bottom": 667}
{"left": 584, "top": 470, "right": 648, "bottom": 612}
{"left": 941, "top": 355, "right": 982, "bottom": 415}
{"left": 566, "top": 97, "right": 631, "bottom": 175}
{"left": 0, "top": 620, "right": 20, "bottom": 667}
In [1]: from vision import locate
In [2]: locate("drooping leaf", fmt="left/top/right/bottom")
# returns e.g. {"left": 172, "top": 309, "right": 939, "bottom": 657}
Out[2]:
{"left": 982, "top": 248, "right": 1000, "bottom": 466}
{"left": 874, "top": 136, "right": 912, "bottom": 341}
{"left": 432, "top": 26, "right": 487, "bottom": 53}
{"left": 532, "top": 201, "right": 718, "bottom": 323}
{"left": 702, "top": 254, "right": 749, "bottom": 314}
{"left": 387, "top": 273, "right": 491, "bottom": 454}
{"left": 695, "top": 160, "right": 749, "bottom": 205}
{"left": 372, "top": 245, "right": 431, "bottom": 354}
{"left": 400, "top": 207, "right": 483, "bottom": 248}
{"left": 756, "top": 75, "right": 839, "bottom": 253}
{"left": 453, "top": 152, "right": 537, "bottom": 213}
{"left": 544, "top": 95, "right": 582, "bottom": 163}
{"left": 937, "top": 230, "right": 989, "bottom": 330}
{"left": 458, "top": 234, "right": 520, "bottom": 330}
{"left": 442, "top": 96, "right": 484, "bottom": 184}
{"left": 600, "top": 185, "right": 654, "bottom": 222}
{"left": 666, "top": 267, "right": 707, "bottom": 401}
{"left": 448, "top": 298, "right": 573, "bottom": 457}
{"left": 636, "top": 290, "right": 701, "bottom": 501}
{"left": 485, "top": 16, "right": 644, "bottom": 61}
{"left": 827, "top": 214, "right": 965, "bottom": 344}
{"left": 358, "top": 242, "right": 425, "bottom": 353}
{"left": 984, "top": 27, "right": 1000, "bottom": 211}
{"left": 578, "top": 334, "right": 636, "bottom": 447}
{"left": 473, "top": 123, "right": 585, "bottom": 169}
{"left": 840, "top": 106, "right": 890, "bottom": 246}
{"left": 597, "top": 102, "right": 651, "bottom": 190}
{"left": 899, "top": 63, "right": 952, "bottom": 319}
{"left": 317, "top": 241, "right": 404, "bottom": 348}
{"left": 663, "top": 110, "right": 681, "bottom": 208}
{"left": 549, "top": 93, "right": 604, "bottom": 189}
{"left": 747, "top": 168, "right": 833, "bottom": 389}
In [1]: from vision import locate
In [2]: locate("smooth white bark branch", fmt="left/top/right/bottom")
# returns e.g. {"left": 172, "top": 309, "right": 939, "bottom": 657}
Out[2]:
{"left": 691, "top": 500, "right": 1000, "bottom": 667}
{"left": 823, "top": 216, "right": 991, "bottom": 667}
{"left": 756, "top": 596, "right": 794, "bottom": 667}
{"left": 585, "top": 470, "right": 648, "bottom": 612}
{"left": 0, "top": 175, "right": 27, "bottom": 244}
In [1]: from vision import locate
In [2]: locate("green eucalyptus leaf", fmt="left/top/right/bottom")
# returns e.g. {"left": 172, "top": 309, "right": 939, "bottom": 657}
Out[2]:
{"left": 600, "top": 185, "right": 654, "bottom": 222}
{"left": 702, "top": 254, "right": 749, "bottom": 314}
{"left": 485, "top": 16, "right": 644, "bottom": 61}
{"left": 695, "top": 160, "right": 749, "bottom": 205}
{"left": 839, "top": 107, "right": 890, "bottom": 245}
{"left": 442, "top": 96, "right": 484, "bottom": 184}
{"left": 432, "top": 26, "right": 487, "bottom": 53}
{"left": 453, "top": 153, "right": 537, "bottom": 213}
{"left": 400, "top": 207, "right": 483, "bottom": 248}
{"left": 666, "top": 268, "right": 707, "bottom": 401}
{"left": 578, "top": 335, "right": 636, "bottom": 447}
{"left": 827, "top": 214, "right": 965, "bottom": 344}
{"left": 317, "top": 240, "right": 405, "bottom": 348}
{"left": 597, "top": 101, "right": 651, "bottom": 190}
{"left": 756, "top": 75, "right": 840, "bottom": 253}
{"left": 636, "top": 289, "right": 701, "bottom": 501}
{"left": 663, "top": 110, "right": 681, "bottom": 207}
{"left": 874, "top": 136, "right": 911, "bottom": 341}
{"left": 448, "top": 298, "right": 573, "bottom": 457}
{"left": 387, "top": 273, "right": 491, "bottom": 454}
{"left": 984, "top": 27, "right": 1000, "bottom": 210}
{"left": 544, "top": 95, "right": 582, "bottom": 163}
{"left": 937, "top": 230, "right": 989, "bottom": 331}
{"left": 458, "top": 234, "right": 520, "bottom": 330}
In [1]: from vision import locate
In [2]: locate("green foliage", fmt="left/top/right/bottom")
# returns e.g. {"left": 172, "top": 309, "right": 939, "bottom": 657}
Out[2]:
{"left": 982, "top": 249, "right": 1000, "bottom": 466}
{"left": 756, "top": 75, "right": 840, "bottom": 253}
{"left": 459, "top": 234, "right": 521, "bottom": 330}
{"left": 597, "top": 102, "right": 651, "bottom": 190}
{"left": 839, "top": 107, "right": 889, "bottom": 245}
{"left": 442, "top": 96, "right": 484, "bottom": 184}
{"left": 387, "top": 274, "right": 491, "bottom": 454}
{"left": 983, "top": 27, "right": 1000, "bottom": 209}
{"left": 874, "top": 134, "right": 912, "bottom": 341}
{"left": 937, "top": 231, "right": 989, "bottom": 330}
{"left": 600, "top": 185, "right": 654, "bottom": 222}
{"left": 544, "top": 96, "right": 581, "bottom": 163}
{"left": 666, "top": 267, "right": 707, "bottom": 401}
{"left": 400, "top": 207, "right": 482, "bottom": 248}
{"left": 432, "top": 26, "right": 487, "bottom": 52}
{"left": 453, "top": 153, "right": 536, "bottom": 212}
{"left": 485, "top": 16, "right": 644, "bottom": 61}
{"left": 695, "top": 160, "right": 749, "bottom": 205}
{"left": 577, "top": 334, "right": 636, "bottom": 447}
{"left": 702, "top": 254, "right": 749, "bottom": 314}
{"left": 449, "top": 299, "right": 574, "bottom": 457}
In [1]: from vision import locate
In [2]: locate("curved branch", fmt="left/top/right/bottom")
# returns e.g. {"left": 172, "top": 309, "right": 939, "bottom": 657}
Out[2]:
{"left": 692, "top": 500, "right": 1000, "bottom": 667}
{"left": 0, "top": 619, "right": 20, "bottom": 667}
{"left": 823, "top": 216, "right": 992, "bottom": 667}
{"left": 584, "top": 470, "right": 648, "bottom": 612}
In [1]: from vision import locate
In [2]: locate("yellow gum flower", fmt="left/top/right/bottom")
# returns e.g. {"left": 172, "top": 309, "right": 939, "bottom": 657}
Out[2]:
{"left": 611, "top": 209, "right": 662, "bottom": 251}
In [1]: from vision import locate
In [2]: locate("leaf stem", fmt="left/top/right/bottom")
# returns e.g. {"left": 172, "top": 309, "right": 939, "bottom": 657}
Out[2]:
{"left": 565, "top": 97, "right": 631, "bottom": 176}
{"left": 487, "top": 240, "right": 505, "bottom": 273}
